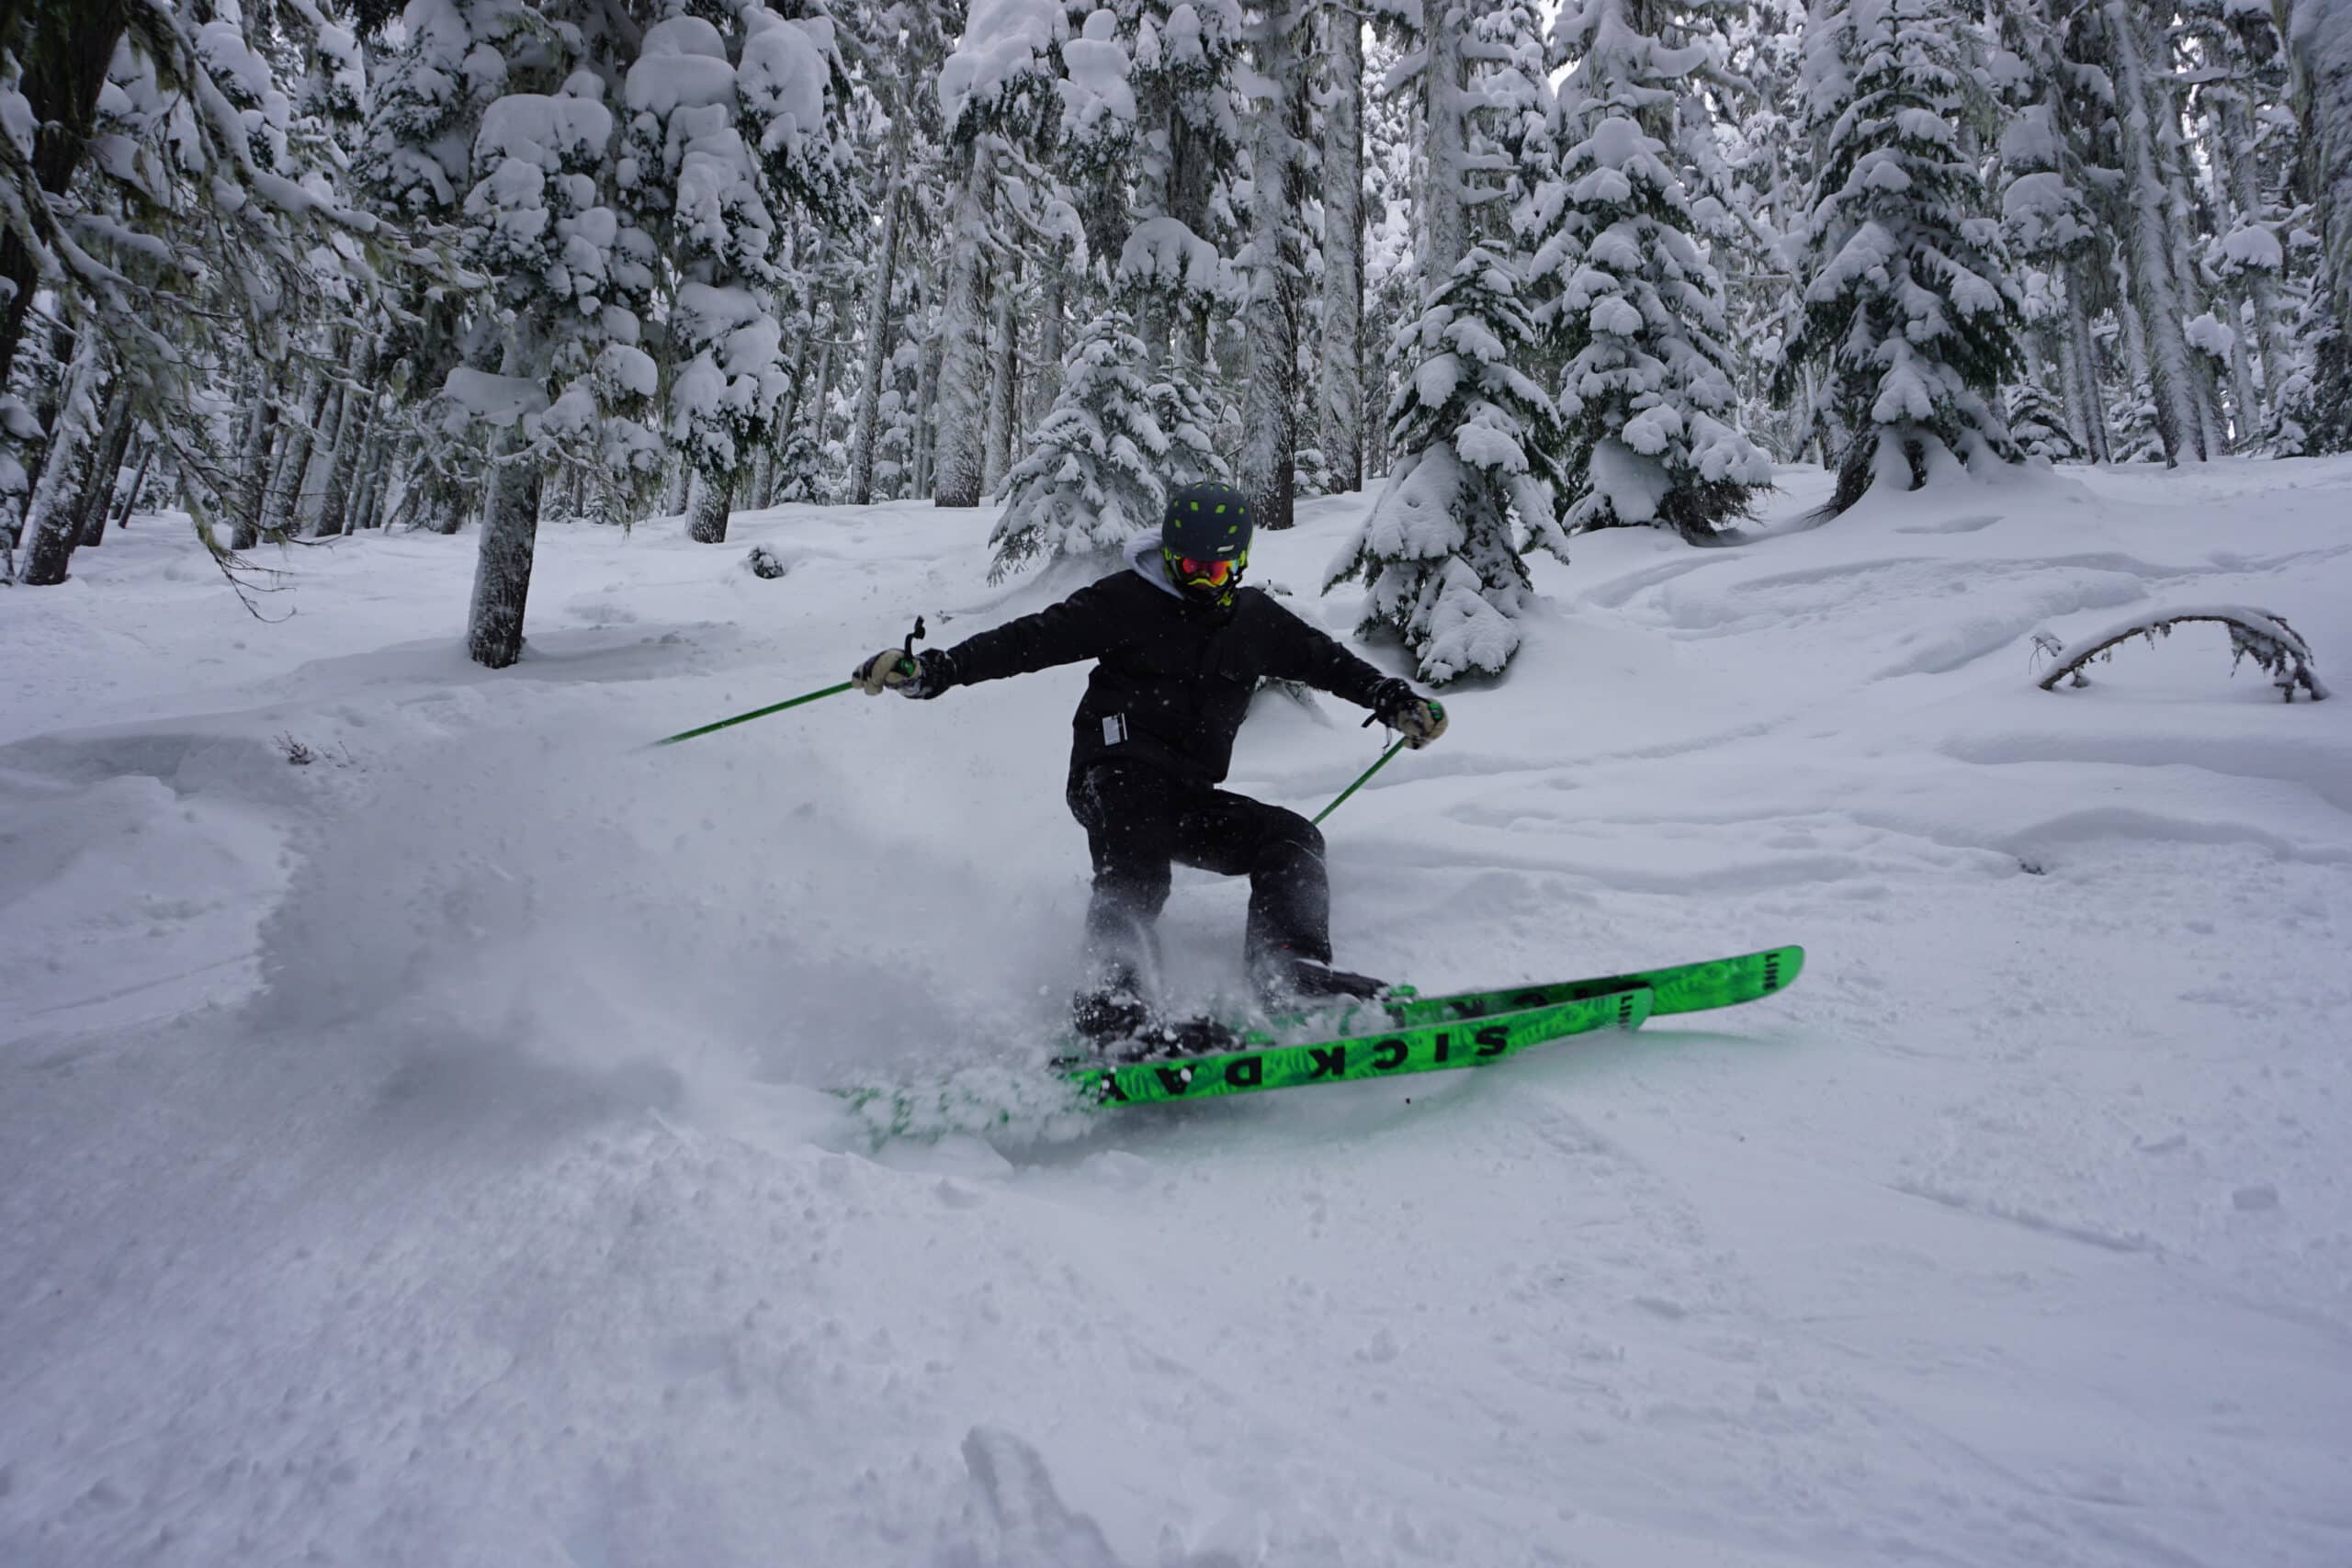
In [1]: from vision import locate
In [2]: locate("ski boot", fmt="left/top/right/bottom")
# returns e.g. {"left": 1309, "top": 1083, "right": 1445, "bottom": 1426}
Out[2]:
{"left": 1249, "top": 945, "right": 1389, "bottom": 1010}
{"left": 1071, "top": 967, "right": 1154, "bottom": 1044}
{"left": 1068, "top": 967, "right": 1243, "bottom": 1065}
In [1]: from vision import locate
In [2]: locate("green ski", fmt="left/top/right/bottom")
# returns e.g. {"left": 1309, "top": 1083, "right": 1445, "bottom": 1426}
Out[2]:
{"left": 1071, "top": 986, "right": 1654, "bottom": 1108}
{"left": 835, "top": 987, "right": 1655, "bottom": 1140}
{"left": 1267, "top": 945, "right": 1804, "bottom": 1037}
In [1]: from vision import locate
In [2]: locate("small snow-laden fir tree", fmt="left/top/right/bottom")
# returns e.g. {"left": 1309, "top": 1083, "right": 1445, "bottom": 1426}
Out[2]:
{"left": 1526, "top": 0, "right": 1772, "bottom": 539}
{"left": 989, "top": 308, "right": 1170, "bottom": 578}
{"left": 1328, "top": 245, "right": 1568, "bottom": 683}
{"left": 2005, "top": 380, "right": 2084, "bottom": 463}
{"left": 2259, "top": 260, "right": 2352, "bottom": 455}
{"left": 1781, "top": 0, "right": 2023, "bottom": 513}
{"left": 1293, "top": 442, "right": 1334, "bottom": 496}
{"left": 1146, "top": 364, "right": 1232, "bottom": 488}
{"left": 1468, "top": 0, "right": 1560, "bottom": 246}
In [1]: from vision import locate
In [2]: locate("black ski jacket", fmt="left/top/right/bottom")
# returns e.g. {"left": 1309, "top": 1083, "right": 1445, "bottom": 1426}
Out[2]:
{"left": 930, "top": 560, "right": 1398, "bottom": 788}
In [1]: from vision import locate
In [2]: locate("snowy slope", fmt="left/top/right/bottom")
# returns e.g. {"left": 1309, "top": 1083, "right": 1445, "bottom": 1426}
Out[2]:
{"left": 3, "top": 461, "right": 2349, "bottom": 1567}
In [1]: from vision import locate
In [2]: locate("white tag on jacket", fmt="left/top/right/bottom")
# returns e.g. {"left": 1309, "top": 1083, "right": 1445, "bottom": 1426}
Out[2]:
{"left": 1102, "top": 714, "right": 1127, "bottom": 745}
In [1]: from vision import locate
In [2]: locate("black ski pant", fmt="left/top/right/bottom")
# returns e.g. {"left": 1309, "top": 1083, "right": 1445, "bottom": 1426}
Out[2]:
{"left": 1067, "top": 761, "right": 1330, "bottom": 983}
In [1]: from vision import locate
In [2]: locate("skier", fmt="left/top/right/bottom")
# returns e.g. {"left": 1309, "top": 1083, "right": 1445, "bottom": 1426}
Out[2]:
{"left": 851, "top": 481, "right": 1448, "bottom": 1043}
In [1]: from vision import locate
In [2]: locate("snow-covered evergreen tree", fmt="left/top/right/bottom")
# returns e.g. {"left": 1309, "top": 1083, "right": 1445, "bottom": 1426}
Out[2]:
{"left": 2005, "top": 379, "right": 2085, "bottom": 463}
{"left": 1527, "top": 0, "right": 1772, "bottom": 539}
{"left": 1328, "top": 244, "right": 1567, "bottom": 682}
{"left": 989, "top": 308, "right": 1169, "bottom": 576}
{"left": 622, "top": 8, "right": 856, "bottom": 544}
{"left": 1783, "top": 0, "right": 2023, "bottom": 513}
{"left": 1328, "top": 0, "right": 1567, "bottom": 682}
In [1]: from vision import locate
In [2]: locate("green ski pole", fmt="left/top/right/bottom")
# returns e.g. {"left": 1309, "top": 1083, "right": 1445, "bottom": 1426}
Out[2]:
{"left": 649, "top": 617, "right": 924, "bottom": 749}
{"left": 1311, "top": 694, "right": 1442, "bottom": 824}
{"left": 647, "top": 681, "right": 854, "bottom": 747}
{"left": 1312, "top": 736, "right": 1408, "bottom": 825}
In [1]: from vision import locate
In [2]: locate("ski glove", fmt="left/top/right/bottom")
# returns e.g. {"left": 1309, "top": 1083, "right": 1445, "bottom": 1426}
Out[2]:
{"left": 853, "top": 647, "right": 953, "bottom": 699}
{"left": 1373, "top": 679, "right": 1447, "bottom": 749}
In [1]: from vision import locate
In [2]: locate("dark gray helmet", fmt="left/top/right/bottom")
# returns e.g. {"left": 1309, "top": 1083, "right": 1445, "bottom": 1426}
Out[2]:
{"left": 1161, "top": 481, "right": 1252, "bottom": 562}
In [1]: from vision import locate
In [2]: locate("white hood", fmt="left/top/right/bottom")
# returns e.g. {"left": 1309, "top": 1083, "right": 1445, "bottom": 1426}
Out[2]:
{"left": 1124, "top": 532, "right": 1184, "bottom": 600}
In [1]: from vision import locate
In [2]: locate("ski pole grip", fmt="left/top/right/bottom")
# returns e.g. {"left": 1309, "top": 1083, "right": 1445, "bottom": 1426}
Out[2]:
{"left": 899, "top": 615, "right": 926, "bottom": 677}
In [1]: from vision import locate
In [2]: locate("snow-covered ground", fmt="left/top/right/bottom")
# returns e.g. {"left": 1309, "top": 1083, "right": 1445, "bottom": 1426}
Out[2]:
{"left": 4, "top": 460, "right": 2349, "bottom": 1567}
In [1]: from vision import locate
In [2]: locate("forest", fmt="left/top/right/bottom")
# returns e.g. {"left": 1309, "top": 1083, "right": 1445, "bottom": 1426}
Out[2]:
{"left": 3, "top": 0, "right": 2349, "bottom": 682}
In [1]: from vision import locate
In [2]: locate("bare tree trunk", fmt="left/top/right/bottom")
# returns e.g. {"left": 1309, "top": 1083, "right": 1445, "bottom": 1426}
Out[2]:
{"left": 913, "top": 278, "right": 944, "bottom": 498}
{"left": 933, "top": 139, "right": 997, "bottom": 506}
{"left": 17, "top": 320, "right": 76, "bottom": 508}
{"left": 981, "top": 252, "right": 1022, "bottom": 494}
{"left": 2293, "top": 0, "right": 2352, "bottom": 346}
{"left": 2106, "top": 0, "right": 2208, "bottom": 464}
{"left": 294, "top": 378, "right": 346, "bottom": 536}
{"left": 232, "top": 374, "right": 273, "bottom": 550}
{"left": 316, "top": 341, "right": 379, "bottom": 535}
{"left": 1241, "top": 2, "right": 1309, "bottom": 530}
{"left": 467, "top": 424, "right": 545, "bottom": 668}
{"left": 263, "top": 366, "right": 330, "bottom": 534}
{"left": 18, "top": 334, "right": 106, "bottom": 585}
{"left": 331, "top": 389, "right": 383, "bottom": 535}
{"left": 72, "top": 379, "right": 136, "bottom": 547}
{"left": 1319, "top": 6, "right": 1366, "bottom": 493}
{"left": 346, "top": 441, "right": 382, "bottom": 533}
{"left": 2064, "top": 273, "right": 2112, "bottom": 461}
{"left": 686, "top": 468, "right": 730, "bottom": 543}
{"left": 111, "top": 436, "right": 153, "bottom": 529}
{"left": 847, "top": 184, "right": 905, "bottom": 504}
{"left": 760, "top": 296, "right": 821, "bottom": 508}
{"left": 1419, "top": 1, "right": 1469, "bottom": 295}
{"left": 1168, "top": 111, "right": 1216, "bottom": 371}
{"left": 807, "top": 288, "right": 846, "bottom": 472}
{"left": 1030, "top": 244, "right": 1067, "bottom": 431}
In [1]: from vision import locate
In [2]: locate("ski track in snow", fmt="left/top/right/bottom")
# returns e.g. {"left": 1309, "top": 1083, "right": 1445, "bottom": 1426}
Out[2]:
{"left": 3, "top": 463, "right": 2350, "bottom": 1566}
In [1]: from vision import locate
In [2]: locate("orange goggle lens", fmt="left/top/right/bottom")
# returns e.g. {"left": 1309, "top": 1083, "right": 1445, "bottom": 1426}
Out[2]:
{"left": 1175, "top": 556, "right": 1234, "bottom": 586}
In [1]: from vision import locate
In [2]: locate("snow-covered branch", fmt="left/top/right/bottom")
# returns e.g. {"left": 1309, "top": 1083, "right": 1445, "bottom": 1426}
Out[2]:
{"left": 2033, "top": 605, "right": 2330, "bottom": 702}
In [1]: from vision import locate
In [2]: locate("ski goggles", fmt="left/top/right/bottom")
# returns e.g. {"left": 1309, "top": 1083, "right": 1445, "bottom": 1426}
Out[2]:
{"left": 1167, "top": 549, "right": 1245, "bottom": 589}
